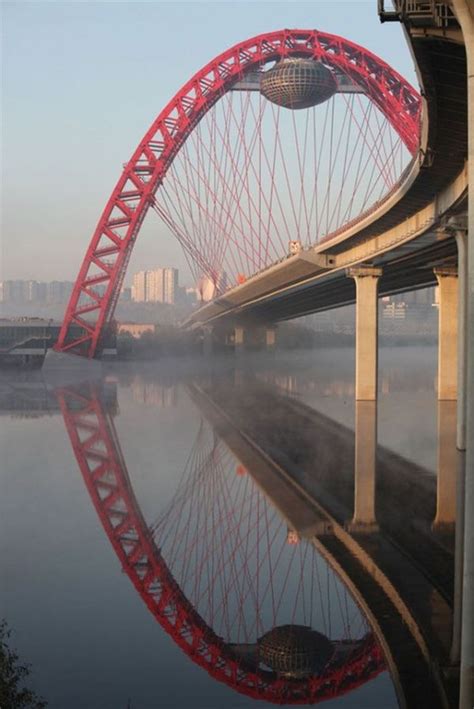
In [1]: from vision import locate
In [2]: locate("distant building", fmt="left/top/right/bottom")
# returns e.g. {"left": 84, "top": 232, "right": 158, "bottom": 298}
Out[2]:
{"left": 117, "top": 322, "right": 155, "bottom": 338}
{"left": 382, "top": 302, "right": 406, "bottom": 319}
{"left": 185, "top": 286, "right": 199, "bottom": 299}
{"left": 47, "top": 281, "right": 73, "bottom": 304}
{"left": 0, "top": 318, "right": 116, "bottom": 364}
{"left": 0, "top": 280, "right": 73, "bottom": 305}
{"left": 162, "top": 268, "right": 178, "bottom": 304}
{"left": 120, "top": 286, "right": 132, "bottom": 302}
{"left": 131, "top": 268, "right": 179, "bottom": 304}
{"left": 131, "top": 271, "right": 147, "bottom": 302}
{"left": 0, "top": 280, "right": 28, "bottom": 304}
{"left": 146, "top": 269, "right": 164, "bottom": 302}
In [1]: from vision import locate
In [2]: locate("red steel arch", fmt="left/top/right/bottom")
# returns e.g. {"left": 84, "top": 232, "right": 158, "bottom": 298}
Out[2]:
{"left": 57, "top": 384, "right": 385, "bottom": 703}
{"left": 55, "top": 29, "right": 421, "bottom": 358}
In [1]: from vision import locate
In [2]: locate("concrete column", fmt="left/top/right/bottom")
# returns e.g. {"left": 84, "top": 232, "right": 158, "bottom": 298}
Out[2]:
{"left": 452, "top": 449, "right": 466, "bottom": 664}
{"left": 432, "top": 401, "right": 457, "bottom": 532}
{"left": 347, "top": 401, "right": 378, "bottom": 532}
{"left": 451, "top": 2, "right": 474, "bottom": 704}
{"left": 265, "top": 326, "right": 276, "bottom": 350}
{"left": 234, "top": 325, "right": 245, "bottom": 354}
{"left": 456, "top": 230, "right": 468, "bottom": 449}
{"left": 347, "top": 266, "right": 382, "bottom": 401}
{"left": 450, "top": 224, "right": 468, "bottom": 666}
{"left": 434, "top": 267, "right": 458, "bottom": 401}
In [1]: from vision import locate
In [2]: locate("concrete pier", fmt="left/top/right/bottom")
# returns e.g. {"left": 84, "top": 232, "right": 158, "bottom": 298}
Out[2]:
{"left": 265, "top": 326, "right": 276, "bottom": 350}
{"left": 347, "top": 266, "right": 382, "bottom": 401}
{"left": 234, "top": 326, "right": 245, "bottom": 354}
{"left": 434, "top": 267, "right": 458, "bottom": 401}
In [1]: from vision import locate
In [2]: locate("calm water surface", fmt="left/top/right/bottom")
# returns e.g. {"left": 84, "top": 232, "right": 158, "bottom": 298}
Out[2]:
{"left": 0, "top": 346, "right": 441, "bottom": 708}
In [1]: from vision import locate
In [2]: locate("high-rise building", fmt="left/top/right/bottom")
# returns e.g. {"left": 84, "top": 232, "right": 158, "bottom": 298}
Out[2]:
{"left": 131, "top": 271, "right": 147, "bottom": 302}
{"left": 47, "top": 281, "right": 73, "bottom": 304}
{"left": 0, "top": 280, "right": 28, "bottom": 303}
{"left": 0, "top": 280, "right": 69, "bottom": 305}
{"left": 162, "top": 268, "right": 178, "bottom": 304}
{"left": 131, "top": 268, "right": 179, "bottom": 304}
{"left": 147, "top": 269, "right": 165, "bottom": 302}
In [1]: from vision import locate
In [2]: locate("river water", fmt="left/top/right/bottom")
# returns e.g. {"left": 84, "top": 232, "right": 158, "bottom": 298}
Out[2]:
{"left": 0, "top": 346, "right": 448, "bottom": 708}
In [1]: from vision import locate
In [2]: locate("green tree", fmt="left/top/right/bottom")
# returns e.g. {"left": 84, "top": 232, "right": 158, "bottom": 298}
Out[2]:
{"left": 0, "top": 620, "right": 46, "bottom": 708}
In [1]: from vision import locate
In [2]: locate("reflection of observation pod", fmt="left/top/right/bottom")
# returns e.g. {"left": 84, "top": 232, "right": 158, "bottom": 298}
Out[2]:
{"left": 260, "top": 59, "right": 338, "bottom": 110}
{"left": 258, "top": 625, "right": 333, "bottom": 677}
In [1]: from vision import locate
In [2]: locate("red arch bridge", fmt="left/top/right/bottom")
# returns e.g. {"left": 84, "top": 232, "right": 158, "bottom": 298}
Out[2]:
{"left": 53, "top": 28, "right": 420, "bottom": 358}
{"left": 57, "top": 384, "right": 385, "bottom": 704}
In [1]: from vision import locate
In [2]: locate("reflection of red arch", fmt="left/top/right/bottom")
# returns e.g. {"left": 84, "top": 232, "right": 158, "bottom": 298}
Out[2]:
{"left": 54, "top": 29, "right": 421, "bottom": 358}
{"left": 57, "top": 385, "right": 384, "bottom": 703}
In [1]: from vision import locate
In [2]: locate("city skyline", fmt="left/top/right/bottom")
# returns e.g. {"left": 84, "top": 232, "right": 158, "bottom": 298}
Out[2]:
{"left": 0, "top": 264, "right": 182, "bottom": 305}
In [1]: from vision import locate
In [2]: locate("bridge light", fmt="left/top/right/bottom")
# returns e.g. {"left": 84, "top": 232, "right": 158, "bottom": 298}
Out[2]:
{"left": 289, "top": 240, "right": 302, "bottom": 256}
{"left": 287, "top": 529, "right": 301, "bottom": 545}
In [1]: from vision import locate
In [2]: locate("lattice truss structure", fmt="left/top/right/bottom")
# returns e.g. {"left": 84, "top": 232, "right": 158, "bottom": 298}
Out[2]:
{"left": 57, "top": 384, "right": 386, "bottom": 704}
{"left": 55, "top": 29, "right": 421, "bottom": 357}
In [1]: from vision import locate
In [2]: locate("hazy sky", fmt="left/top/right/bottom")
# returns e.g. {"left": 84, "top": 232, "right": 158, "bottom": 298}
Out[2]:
{"left": 2, "top": 1, "right": 418, "bottom": 287}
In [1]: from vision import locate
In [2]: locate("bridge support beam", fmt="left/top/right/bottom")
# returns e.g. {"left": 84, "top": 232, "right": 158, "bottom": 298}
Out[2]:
{"left": 265, "top": 326, "right": 276, "bottom": 351}
{"left": 434, "top": 267, "right": 458, "bottom": 401}
{"left": 451, "top": 2, "right": 474, "bottom": 703}
{"left": 452, "top": 222, "right": 470, "bottom": 676}
{"left": 455, "top": 230, "right": 468, "bottom": 449}
{"left": 347, "top": 266, "right": 382, "bottom": 401}
{"left": 234, "top": 326, "right": 245, "bottom": 354}
{"left": 346, "top": 401, "right": 378, "bottom": 533}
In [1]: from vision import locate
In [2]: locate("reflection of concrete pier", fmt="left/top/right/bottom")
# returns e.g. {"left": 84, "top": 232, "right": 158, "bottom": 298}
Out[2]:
{"left": 348, "top": 401, "right": 378, "bottom": 532}
{"left": 189, "top": 380, "right": 458, "bottom": 707}
{"left": 433, "top": 401, "right": 458, "bottom": 532}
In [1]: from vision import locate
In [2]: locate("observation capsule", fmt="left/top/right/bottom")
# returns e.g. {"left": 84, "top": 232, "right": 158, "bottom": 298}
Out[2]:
{"left": 260, "top": 58, "right": 337, "bottom": 110}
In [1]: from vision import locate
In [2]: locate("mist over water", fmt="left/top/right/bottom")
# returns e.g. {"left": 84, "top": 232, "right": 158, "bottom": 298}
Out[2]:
{"left": 0, "top": 345, "right": 439, "bottom": 708}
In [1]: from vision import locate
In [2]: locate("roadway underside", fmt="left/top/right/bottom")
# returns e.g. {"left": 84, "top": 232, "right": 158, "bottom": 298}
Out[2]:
{"left": 189, "top": 378, "right": 459, "bottom": 708}
{"left": 219, "top": 233, "right": 458, "bottom": 325}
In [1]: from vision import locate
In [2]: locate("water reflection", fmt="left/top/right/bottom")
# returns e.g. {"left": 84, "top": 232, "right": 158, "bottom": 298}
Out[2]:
{"left": 0, "top": 350, "right": 459, "bottom": 707}
{"left": 57, "top": 383, "right": 385, "bottom": 705}
{"left": 186, "top": 372, "right": 456, "bottom": 708}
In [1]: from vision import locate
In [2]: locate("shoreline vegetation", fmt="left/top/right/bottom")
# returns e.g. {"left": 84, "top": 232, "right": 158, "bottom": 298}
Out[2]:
{"left": 0, "top": 620, "right": 47, "bottom": 708}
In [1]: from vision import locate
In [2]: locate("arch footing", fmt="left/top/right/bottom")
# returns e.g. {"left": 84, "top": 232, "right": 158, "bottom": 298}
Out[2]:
{"left": 42, "top": 349, "right": 102, "bottom": 374}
